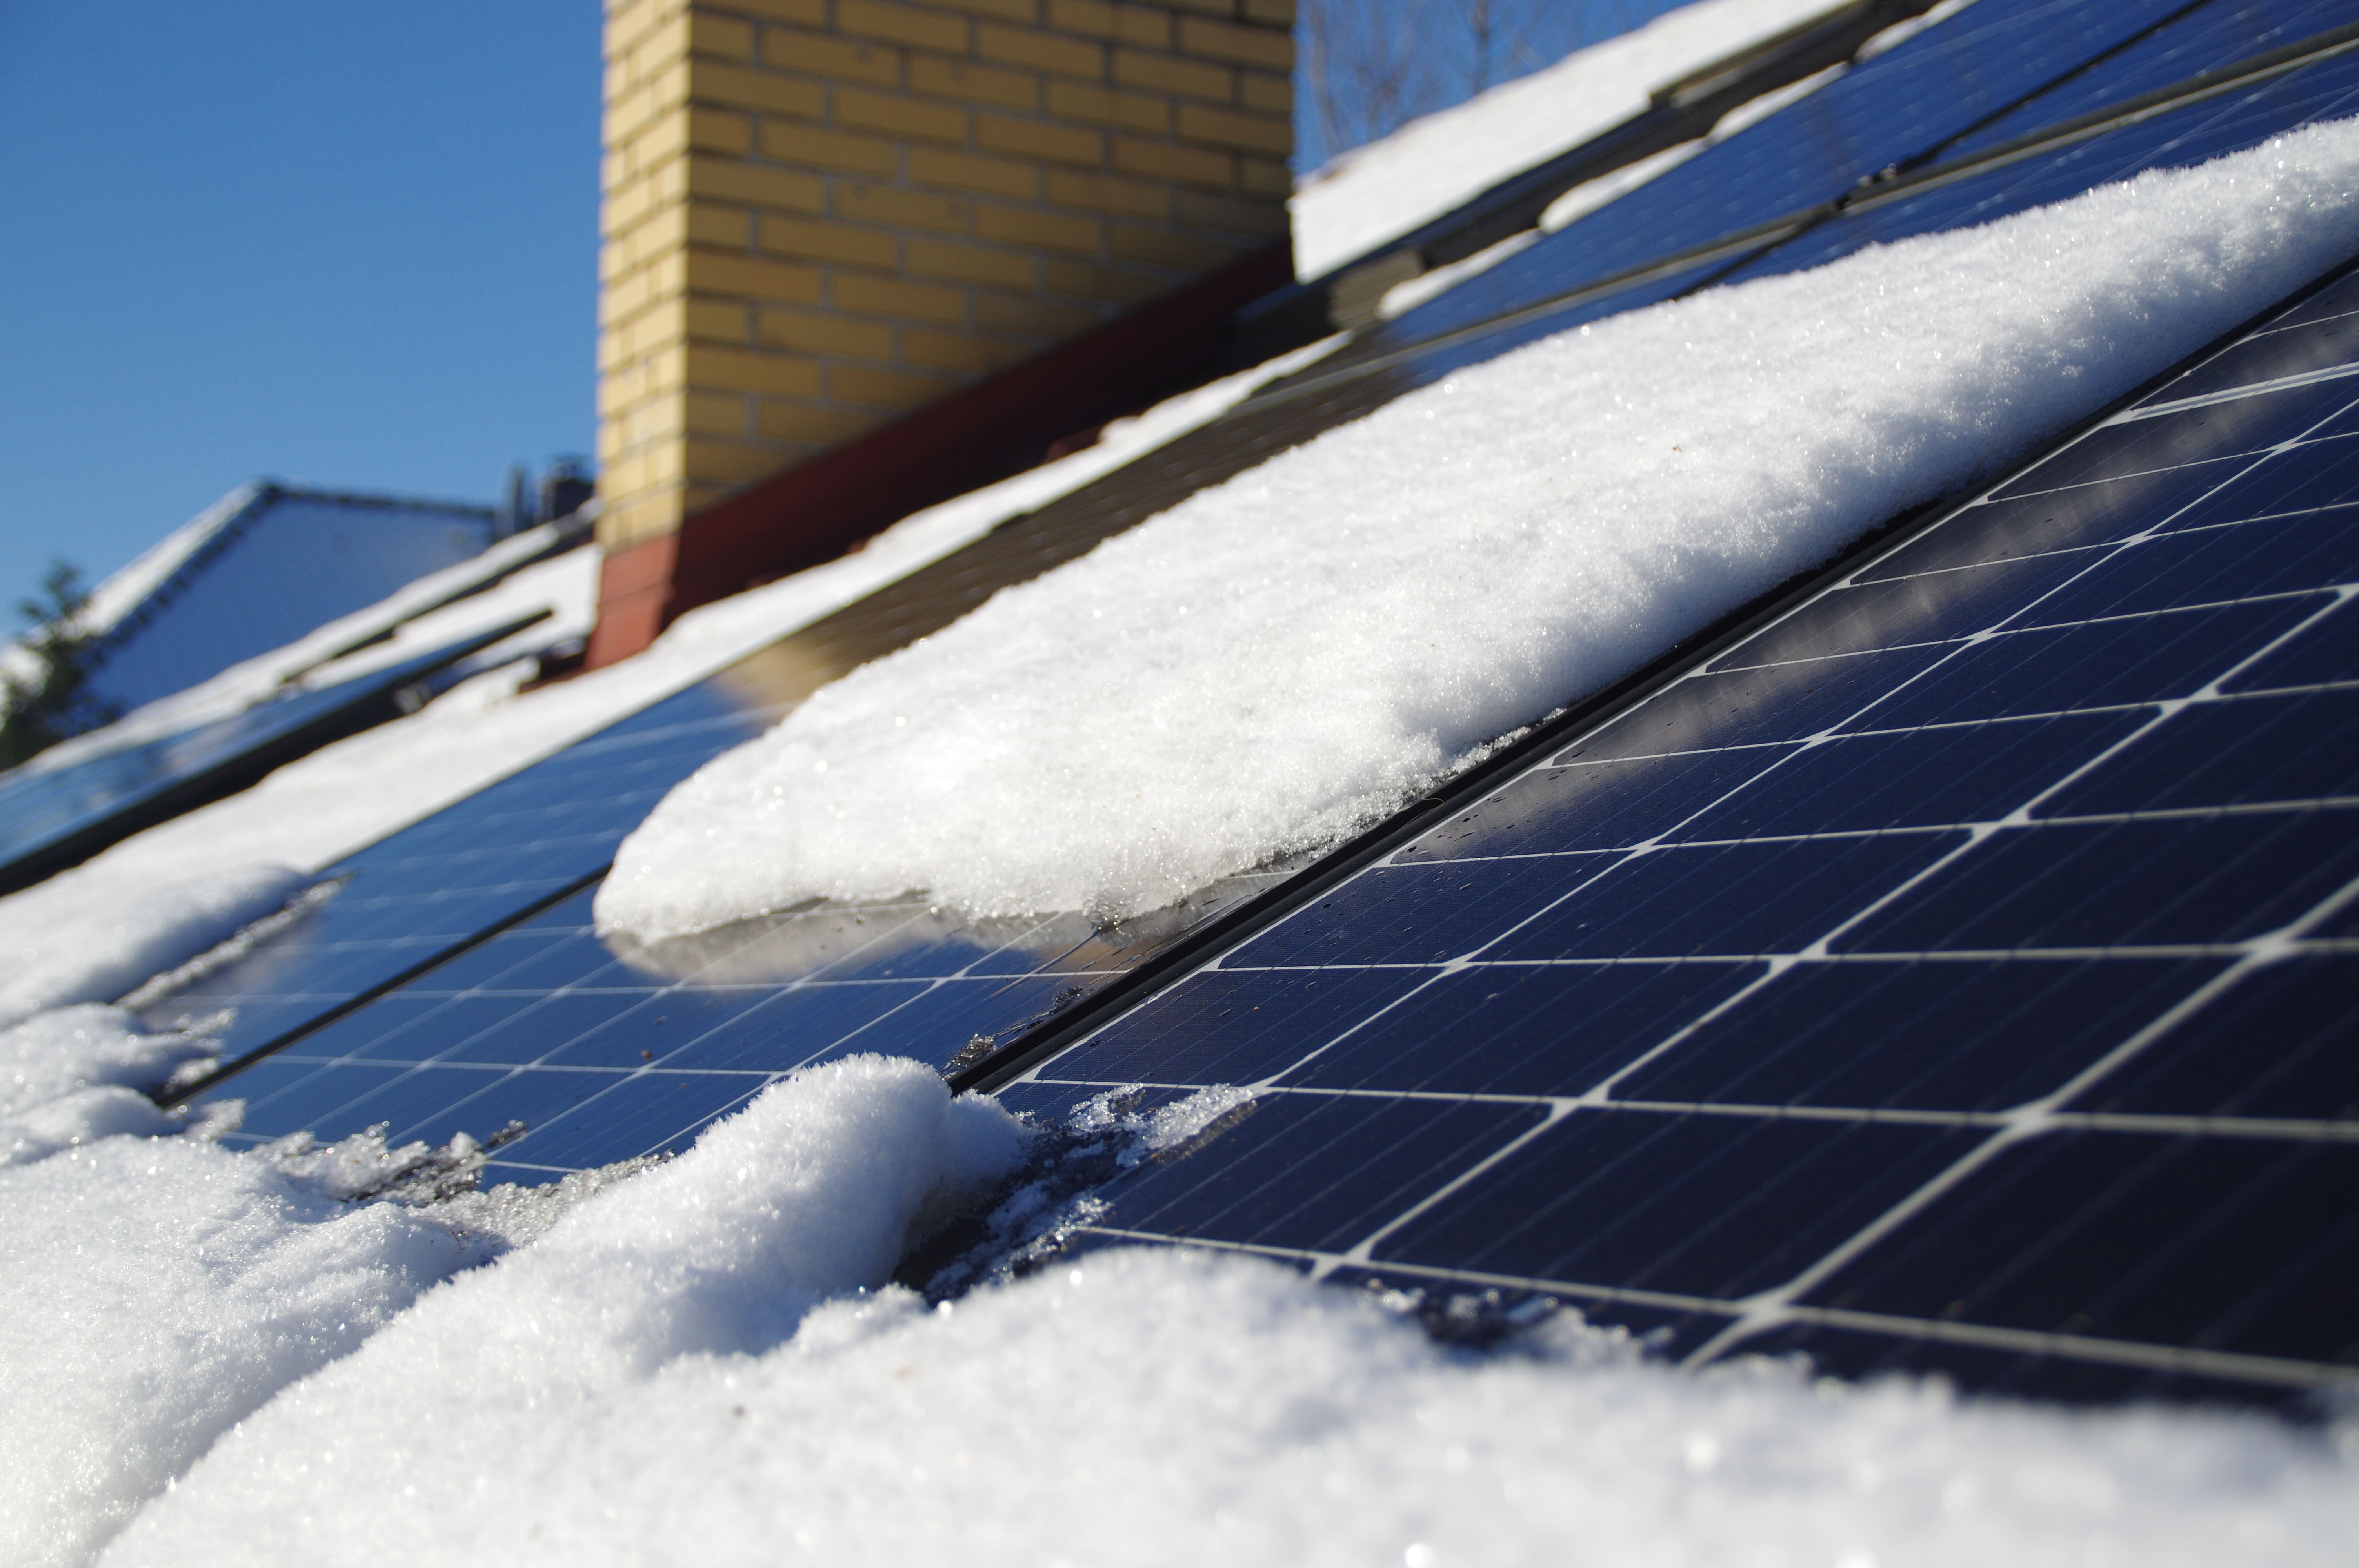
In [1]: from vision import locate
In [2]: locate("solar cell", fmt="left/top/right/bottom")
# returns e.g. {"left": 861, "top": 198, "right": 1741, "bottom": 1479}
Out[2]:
{"left": 985, "top": 259, "right": 2359, "bottom": 1405}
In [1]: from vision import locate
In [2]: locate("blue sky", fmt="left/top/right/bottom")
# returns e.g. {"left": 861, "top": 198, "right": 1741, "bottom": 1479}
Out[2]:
{"left": 0, "top": 2, "right": 603, "bottom": 618}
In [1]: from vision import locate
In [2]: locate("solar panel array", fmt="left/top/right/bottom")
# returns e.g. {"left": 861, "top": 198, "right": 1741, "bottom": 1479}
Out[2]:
{"left": 130, "top": 0, "right": 2359, "bottom": 1404}
{"left": 998, "top": 262, "right": 2359, "bottom": 1407}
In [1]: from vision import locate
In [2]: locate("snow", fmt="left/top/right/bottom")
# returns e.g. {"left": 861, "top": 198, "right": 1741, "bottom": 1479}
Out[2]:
{"left": 72, "top": 1070, "right": 2359, "bottom": 1568}
{"left": 599, "top": 123, "right": 2359, "bottom": 941}
{"left": 1291, "top": 0, "right": 1850, "bottom": 280}
{"left": 0, "top": 998, "right": 642, "bottom": 1568}
{"left": 0, "top": 863, "right": 305, "bottom": 1030}
{"left": 0, "top": 340, "right": 1334, "bottom": 1019}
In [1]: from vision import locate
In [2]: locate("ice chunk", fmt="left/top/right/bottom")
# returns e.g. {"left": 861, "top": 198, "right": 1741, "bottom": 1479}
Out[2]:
{"left": 599, "top": 123, "right": 2359, "bottom": 940}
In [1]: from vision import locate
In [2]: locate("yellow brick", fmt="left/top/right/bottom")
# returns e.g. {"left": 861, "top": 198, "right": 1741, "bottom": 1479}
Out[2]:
{"left": 908, "top": 236, "right": 1037, "bottom": 287}
{"left": 834, "top": 271, "right": 968, "bottom": 323}
{"left": 684, "top": 435, "right": 798, "bottom": 482}
{"left": 976, "top": 203, "right": 1101, "bottom": 254}
{"left": 1043, "top": 258, "right": 1165, "bottom": 302}
{"left": 835, "top": 181, "right": 969, "bottom": 232}
{"left": 1241, "top": 0, "right": 1294, "bottom": 24}
{"left": 831, "top": 361, "right": 959, "bottom": 408}
{"left": 1156, "top": 0, "right": 1234, "bottom": 14}
{"left": 908, "top": 145, "right": 1040, "bottom": 199}
{"left": 687, "top": 11, "right": 757, "bottom": 59}
{"left": 926, "top": 0, "right": 1039, "bottom": 20}
{"left": 976, "top": 23, "right": 1103, "bottom": 78}
{"left": 712, "top": 0, "right": 824, "bottom": 20}
{"left": 1044, "top": 80, "right": 1167, "bottom": 132}
{"left": 686, "top": 201, "right": 753, "bottom": 248}
{"left": 684, "top": 247, "right": 824, "bottom": 303}
{"left": 685, "top": 154, "right": 824, "bottom": 211}
{"left": 837, "top": 0, "right": 970, "bottom": 51}
{"left": 684, "top": 295, "right": 754, "bottom": 341}
{"left": 1109, "top": 223, "right": 1234, "bottom": 269}
{"left": 1177, "top": 103, "right": 1289, "bottom": 155}
{"left": 684, "top": 389, "right": 751, "bottom": 436}
{"left": 1174, "top": 185, "right": 1287, "bottom": 236}
{"left": 683, "top": 343, "right": 824, "bottom": 396}
{"left": 1177, "top": 16, "right": 1291, "bottom": 69}
{"left": 686, "top": 106, "right": 754, "bottom": 154}
{"left": 756, "top": 402, "right": 887, "bottom": 444}
{"left": 601, "top": 489, "right": 689, "bottom": 551}
{"left": 911, "top": 55, "right": 1039, "bottom": 111}
{"left": 756, "top": 304, "right": 898, "bottom": 358}
{"left": 1046, "top": 0, "right": 1170, "bottom": 46}
{"left": 902, "top": 327, "right": 1032, "bottom": 374}
{"left": 761, "top": 122, "right": 900, "bottom": 175}
{"left": 973, "top": 290, "right": 1098, "bottom": 335}
{"left": 1236, "top": 68, "right": 1290, "bottom": 114}
{"left": 1111, "top": 134, "right": 1229, "bottom": 186}
{"left": 975, "top": 113, "right": 1101, "bottom": 167}
{"left": 1046, "top": 168, "right": 1167, "bottom": 218}
{"left": 836, "top": 87, "right": 969, "bottom": 146}
{"left": 1238, "top": 153, "right": 1289, "bottom": 196}
{"left": 616, "top": 108, "right": 691, "bottom": 171}
{"left": 1112, "top": 48, "right": 1229, "bottom": 102}
{"left": 691, "top": 60, "right": 825, "bottom": 116}
{"left": 761, "top": 27, "right": 900, "bottom": 85}
{"left": 761, "top": 214, "right": 900, "bottom": 267}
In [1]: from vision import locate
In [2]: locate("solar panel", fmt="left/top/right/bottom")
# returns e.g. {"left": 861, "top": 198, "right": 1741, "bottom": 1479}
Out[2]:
{"left": 1337, "top": 0, "right": 2217, "bottom": 359}
{"left": 0, "top": 612, "right": 546, "bottom": 898}
{"left": 978, "top": 256, "right": 2359, "bottom": 1408}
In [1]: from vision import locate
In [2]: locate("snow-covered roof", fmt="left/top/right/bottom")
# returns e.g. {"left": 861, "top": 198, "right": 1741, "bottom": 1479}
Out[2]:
{"left": 6, "top": 0, "right": 2359, "bottom": 1560}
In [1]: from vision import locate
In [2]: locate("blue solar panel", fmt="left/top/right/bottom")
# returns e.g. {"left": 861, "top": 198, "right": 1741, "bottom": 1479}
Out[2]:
{"left": 190, "top": 861, "right": 1302, "bottom": 1183}
{"left": 1340, "top": 0, "right": 2211, "bottom": 359}
{"left": 87, "top": 489, "right": 497, "bottom": 716}
{"left": 988, "top": 260, "right": 2359, "bottom": 1404}
{"left": 0, "top": 614, "right": 543, "bottom": 897}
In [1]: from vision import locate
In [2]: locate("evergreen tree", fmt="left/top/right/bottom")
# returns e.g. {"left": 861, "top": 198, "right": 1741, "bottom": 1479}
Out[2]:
{"left": 0, "top": 561, "right": 119, "bottom": 769}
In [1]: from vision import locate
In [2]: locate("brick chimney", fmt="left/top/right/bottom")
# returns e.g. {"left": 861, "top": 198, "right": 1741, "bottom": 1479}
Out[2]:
{"left": 592, "top": 0, "right": 1294, "bottom": 659}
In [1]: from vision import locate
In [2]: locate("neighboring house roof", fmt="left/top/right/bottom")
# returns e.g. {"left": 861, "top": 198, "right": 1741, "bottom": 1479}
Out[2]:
{"left": 69, "top": 483, "right": 504, "bottom": 719}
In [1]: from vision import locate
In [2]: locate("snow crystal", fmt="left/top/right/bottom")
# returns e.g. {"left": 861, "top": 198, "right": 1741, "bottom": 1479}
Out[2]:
{"left": 599, "top": 123, "right": 2359, "bottom": 939}
{"left": 1292, "top": 0, "right": 1846, "bottom": 279}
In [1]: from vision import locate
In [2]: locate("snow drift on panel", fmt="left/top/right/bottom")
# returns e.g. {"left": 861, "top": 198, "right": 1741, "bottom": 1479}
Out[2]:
{"left": 101, "top": 1056, "right": 1027, "bottom": 1565}
{"left": 1291, "top": 0, "right": 1845, "bottom": 279}
{"left": 0, "top": 863, "right": 304, "bottom": 1030}
{"left": 102, "top": 1238, "right": 2359, "bottom": 1566}
{"left": 598, "top": 123, "right": 2359, "bottom": 942}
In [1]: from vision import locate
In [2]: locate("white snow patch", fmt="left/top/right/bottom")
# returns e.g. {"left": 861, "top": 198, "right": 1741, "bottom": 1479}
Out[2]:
{"left": 0, "top": 863, "right": 304, "bottom": 1029}
{"left": 101, "top": 1055, "right": 1030, "bottom": 1564}
{"left": 600, "top": 124, "right": 2359, "bottom": 939}
{"left": 99, "top": 1240, "right": 2359, "bottom": 1567}
{"left": 0, "top": 1005, "right": 219, "bottom": 1164}
{"left": 1292, "top": 0, "right": 1847, "bottom": 279}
